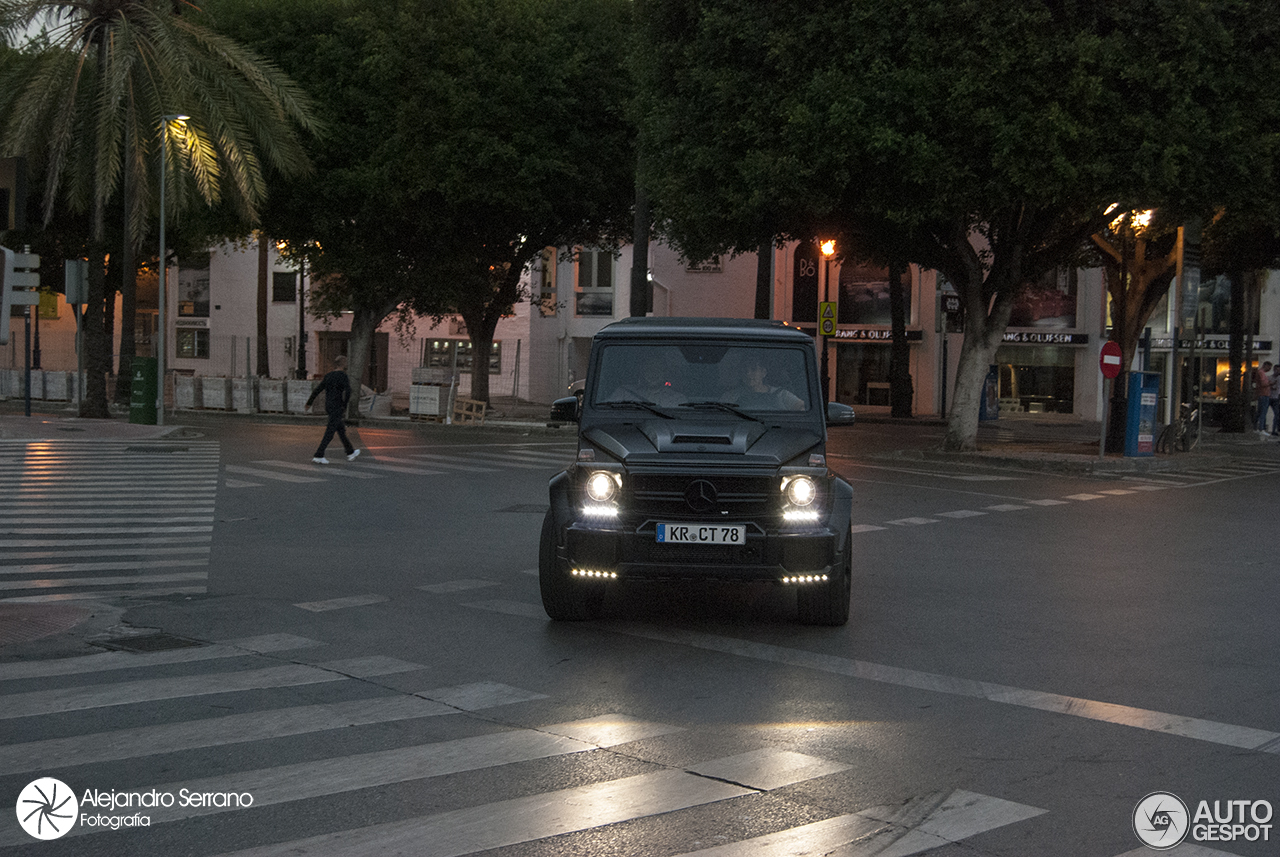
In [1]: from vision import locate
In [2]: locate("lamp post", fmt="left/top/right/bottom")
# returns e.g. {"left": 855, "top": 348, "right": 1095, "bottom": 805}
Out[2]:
{"left": 819, "top": 239, "right": 836, "bottom": 403}
{"left": 157, "top": 114, "right": 188, "bottom": 425}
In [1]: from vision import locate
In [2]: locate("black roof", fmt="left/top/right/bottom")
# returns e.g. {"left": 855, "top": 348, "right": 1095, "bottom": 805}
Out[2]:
{"left": 594, "top": 317, "right": 814, "bottom": 344}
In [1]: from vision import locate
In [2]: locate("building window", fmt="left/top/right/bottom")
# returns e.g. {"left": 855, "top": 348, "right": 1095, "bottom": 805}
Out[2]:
{"left": 272, "top": 271, "right": 298, "bottom": 302}
{"left": 176, "top": 328, "right": 210, "bottom": 359}
{"left": 575, "top": 248, "right": 613, "bottom": 317}
{"left": 425, "top": 339, "right": 501, "bottom": 374}
{"left": 177, "top": 269, "right": 210, "bottom": 317}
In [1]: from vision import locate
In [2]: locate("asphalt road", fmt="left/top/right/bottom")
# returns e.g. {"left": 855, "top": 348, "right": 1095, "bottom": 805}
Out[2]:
{"left": 0, "top": 414, "right": 1277, "bottom": 857}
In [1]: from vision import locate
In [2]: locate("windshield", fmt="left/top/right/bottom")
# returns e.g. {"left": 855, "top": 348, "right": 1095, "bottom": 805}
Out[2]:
{"left": 590, "top": 343, "right": 814, "bottom": 413}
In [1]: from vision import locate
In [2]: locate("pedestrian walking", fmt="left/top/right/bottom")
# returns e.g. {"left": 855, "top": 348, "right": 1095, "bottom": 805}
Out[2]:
{"left": 1271, "top": 362, "right": 1280, "bottom": 437}
{"left": 305, "top": 355, "right": 361, "bottom": 463}
{"left": 1254, "top": 360, "right": 1274, "bottom": 437}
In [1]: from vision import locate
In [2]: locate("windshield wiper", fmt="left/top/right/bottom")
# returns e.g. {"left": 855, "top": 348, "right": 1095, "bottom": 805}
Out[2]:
{"left": 597, "top": 400, "right": 675, "bottom": 419}
{"left": 677, "top": 401, "right": 763, "bottom": 422}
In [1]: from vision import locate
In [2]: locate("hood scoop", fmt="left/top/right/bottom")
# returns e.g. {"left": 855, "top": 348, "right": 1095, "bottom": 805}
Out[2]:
{"left": 649, "top": 423, "right": 757, "bottom": 453}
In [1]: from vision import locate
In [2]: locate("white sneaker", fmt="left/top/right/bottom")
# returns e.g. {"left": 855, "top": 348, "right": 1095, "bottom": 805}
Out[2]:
{"left": 347, "top": 449, "right": 361, "bottom": 461}
{"left": 312, "top": 457, "right": 329, "bottom": 464}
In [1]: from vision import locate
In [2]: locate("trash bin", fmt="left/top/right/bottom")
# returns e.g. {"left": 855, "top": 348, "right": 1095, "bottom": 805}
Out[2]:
{"left": 978, "top": 365, "right": 1000, "bottom": 421}
{"left": 129, "top": 357, "right": 158, "bottom": 425}
{"left": 1124, "top": 370, "right": 1160, "bottom": 457}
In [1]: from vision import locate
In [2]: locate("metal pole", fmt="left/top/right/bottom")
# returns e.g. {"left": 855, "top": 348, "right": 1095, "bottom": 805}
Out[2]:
{"left": 297, "top": 258, "right": 307, "bottom": 379}
{"left": 157, "top": 123, "right": 167, "bottom": 426}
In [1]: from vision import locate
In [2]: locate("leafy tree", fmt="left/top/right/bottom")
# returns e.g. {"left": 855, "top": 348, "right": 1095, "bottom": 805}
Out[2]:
{"left": 636, "top": 0, "right": 1279, "bottom": 450}
{"left": 0, "top": 0, "right": 319, "bottom": 417}
{"left": 204, "top": 0, "right": 635, "bottom": 407}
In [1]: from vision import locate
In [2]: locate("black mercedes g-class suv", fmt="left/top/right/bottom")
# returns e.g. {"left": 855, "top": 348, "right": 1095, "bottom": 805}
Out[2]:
{"left": 540, "top": 318, "right": 856, "bottom": 625}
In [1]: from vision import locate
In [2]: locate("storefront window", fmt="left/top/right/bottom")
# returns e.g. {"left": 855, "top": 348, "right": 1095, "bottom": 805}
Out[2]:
{"left": 835, "top": 343, "right": 891, "bottom": 406}
{"left": 1010, "top": 267, "right": 1077, "bottom": 328}
{"left": 837, "top": 262, "right": 909, "bottom": 326}
{"left": 426, "top": 339, "right": 501, "bottom": 374}
{"left": 995, "top": 345, "right": 1074, "bottom": 413}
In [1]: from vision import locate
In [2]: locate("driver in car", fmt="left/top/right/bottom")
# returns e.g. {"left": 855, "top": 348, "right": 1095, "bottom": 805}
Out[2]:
{"left": 729, "top": 357, "right": 805, "bottom": 410}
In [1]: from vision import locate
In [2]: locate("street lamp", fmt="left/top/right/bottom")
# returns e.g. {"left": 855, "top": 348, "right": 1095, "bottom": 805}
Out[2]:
{"left": 819, "top": 239, "right": 836, "bottom": 403}
{"left": 157, "top": 114, "right": 188, "bottom": 425}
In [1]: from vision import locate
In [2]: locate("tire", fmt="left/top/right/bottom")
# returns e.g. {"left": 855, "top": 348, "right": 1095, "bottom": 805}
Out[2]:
{"left": 1156, "top": 424, "right": 1174, "bottom": 454}
{"left": 538, "top": 510, "right": 601, "bottom": 621}
{"left": 796, "top": 537, "right": 852, "bottom": 626}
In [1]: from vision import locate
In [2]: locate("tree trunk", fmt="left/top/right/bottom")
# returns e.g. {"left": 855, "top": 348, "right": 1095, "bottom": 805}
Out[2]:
{"left": 256, "top": 236, "right": 270, "bottom": 376}
{"left": 114, "top": 134, "right": 137, "bottom": 406}
{"left": 344, "top": 301, "right": 396, "bottom": 420}
{"left": 80, "top": 38, "right": 111, "bottom": 418}
{"left": 888, "top": 257, "right": 913, "bottom": 417}
{"left": 755, "top": 235, "right": 773, "bottom": 320}
{"left": 629, "top": 179, "right": 650, "bottom": 318}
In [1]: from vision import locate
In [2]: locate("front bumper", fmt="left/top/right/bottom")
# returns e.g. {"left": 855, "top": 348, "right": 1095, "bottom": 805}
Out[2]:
{"left": 561, "top": 520, "right": 839, "bottom": 582}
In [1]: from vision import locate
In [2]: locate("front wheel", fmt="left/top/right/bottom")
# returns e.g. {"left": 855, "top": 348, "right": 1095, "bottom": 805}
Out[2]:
{"left": 796, "top": 538, "right": 852, "bottom": 626}
{"left": 538, "top": 511, "right": 602, "bottom": 621}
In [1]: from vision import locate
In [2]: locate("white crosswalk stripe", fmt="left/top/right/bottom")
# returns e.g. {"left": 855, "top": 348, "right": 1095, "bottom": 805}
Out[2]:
{"left": 0, "top": 439, "right": 219, "bottom": 602}
{"left": 0, "top": 629, "right": 1053, "bottom": 855}
{"left": 224, "top": 442, "right": 576, "bottom": 487}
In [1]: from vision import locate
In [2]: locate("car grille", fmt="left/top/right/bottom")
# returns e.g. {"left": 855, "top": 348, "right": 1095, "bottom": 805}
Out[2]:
{"left": 627, "top": 473, "right": 776, "bottom": 519}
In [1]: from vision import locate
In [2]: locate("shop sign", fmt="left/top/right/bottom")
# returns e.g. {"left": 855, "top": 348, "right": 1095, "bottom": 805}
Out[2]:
{"left": 1147, "top": 336, "right": 1273, "bottom": 352}
{"left": 174, "top": 319, "right": 209, "bottom": 329}
{"left": 1002, "top": 331, "right": 1089, "bottom": 345}
{"left": 833, "top": 328, "right": 923, "bottom": 341}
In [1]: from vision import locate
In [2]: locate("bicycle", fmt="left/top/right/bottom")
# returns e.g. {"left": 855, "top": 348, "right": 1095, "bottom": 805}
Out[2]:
{"left": 1156, "top": 402, "right": 1200, "bottom": 453}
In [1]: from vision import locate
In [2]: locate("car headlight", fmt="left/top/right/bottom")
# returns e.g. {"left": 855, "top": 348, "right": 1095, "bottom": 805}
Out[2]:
{"left": 782, "top": 475, "right": 817, "bottom": 507}
{"left": 585, "top": 470, "right": 621, "bottom": 503}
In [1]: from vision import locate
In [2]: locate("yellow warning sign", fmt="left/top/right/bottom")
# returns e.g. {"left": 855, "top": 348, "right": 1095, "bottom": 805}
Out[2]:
{"left": 818, "top": 301, "right": 837, "bottom": 336}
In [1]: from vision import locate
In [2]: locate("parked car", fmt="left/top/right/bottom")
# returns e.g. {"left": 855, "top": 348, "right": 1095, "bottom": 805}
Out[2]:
{"left": 540, "top": 317, "right": 856, "bottom": 625}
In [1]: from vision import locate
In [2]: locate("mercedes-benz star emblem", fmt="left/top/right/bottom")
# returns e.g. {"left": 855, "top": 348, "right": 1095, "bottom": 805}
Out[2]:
{"left": 684, "top": 480, "right": 718, "bottom": 513}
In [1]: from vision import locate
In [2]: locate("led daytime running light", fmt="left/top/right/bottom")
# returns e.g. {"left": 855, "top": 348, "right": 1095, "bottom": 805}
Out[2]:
{"left": 781, "top": 574, "right": 829, "bottom": 585}
{"left": 572, "top": 568, "right": 618, "bottom": 579}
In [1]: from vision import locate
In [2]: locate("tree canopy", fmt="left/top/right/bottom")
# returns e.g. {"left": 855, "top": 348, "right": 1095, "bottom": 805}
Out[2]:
{"left": 202, "top": 0, "right": 636, "bottom": 404}
{"left": 636, "top": 0, "right": 1280, "bottom": 449}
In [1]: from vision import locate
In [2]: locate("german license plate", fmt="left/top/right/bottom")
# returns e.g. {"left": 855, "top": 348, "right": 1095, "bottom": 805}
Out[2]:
{"left": 655, "top": 523, "right": 745, "bottom": 544}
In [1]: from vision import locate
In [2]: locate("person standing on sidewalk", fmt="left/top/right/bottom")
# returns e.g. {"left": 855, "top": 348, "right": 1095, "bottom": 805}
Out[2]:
{"left": 305, "top": 355, "right": 361, "bottom": 463}
{"left": 1254, "top": 360, "right": 1274, "bottom": 436}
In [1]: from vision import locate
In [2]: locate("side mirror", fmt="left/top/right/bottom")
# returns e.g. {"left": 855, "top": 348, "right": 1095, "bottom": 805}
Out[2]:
{"left": 550, "top": 395, "right": 580, "bottom": 423}
{"left": 825, "top": 401, "right": 856, "bottom": 426}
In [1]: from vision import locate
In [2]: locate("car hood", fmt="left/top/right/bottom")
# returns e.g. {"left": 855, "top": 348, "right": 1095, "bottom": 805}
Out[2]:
{"left": 582, "top": 419, "right": 822, "bottom": 467}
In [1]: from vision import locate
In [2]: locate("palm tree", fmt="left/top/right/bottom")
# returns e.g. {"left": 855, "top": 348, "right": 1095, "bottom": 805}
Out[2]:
{"left": 0, "top": 0, "right": 319, "bottom": 417}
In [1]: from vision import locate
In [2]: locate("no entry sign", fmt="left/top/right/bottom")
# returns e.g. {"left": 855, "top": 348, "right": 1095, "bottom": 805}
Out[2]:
{"left": 1100, "top": 340, "right": 1123, "bottom": 379}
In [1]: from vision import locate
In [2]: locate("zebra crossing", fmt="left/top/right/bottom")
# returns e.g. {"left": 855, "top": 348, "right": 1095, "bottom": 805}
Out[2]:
{"left": 0, "top": 439, "right": 219, "bottom": 604}
{"left": 1123, "top": 457, "right": 1280, "bottom": 488}
{"left": 1, "top": 626, "right": 1252, "bottom": 855}
{"left": 0, "top": 630, "right": 1062, "bottom": 856}
{"left": 223, "top": 443, "right": 576, "bottom": 487}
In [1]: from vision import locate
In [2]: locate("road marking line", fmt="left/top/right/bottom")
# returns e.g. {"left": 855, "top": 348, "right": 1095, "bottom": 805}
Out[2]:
{"left": 851, "top": 524, "right": 888, "bottom": 533}
{"left": 294, "top": 594, "right": 388, "bottom": 612}
{"left": 212, "top": 769, "right": 748, "bottom": 857}
{"left": 359, "top": 462, "right": 446, "bottom": 476}
{"left": 609, "top": 624, "right": 1280, "bottom": 754}
{"left": 1, "top": 584, "right": 207, "bottom": 603}
{"left": 0, "top": 661, "right": 414, "bottom": 720}
{"left": 418, "top": 579, "right": 500, "bottom": 593}
{"left": 1025, "top": 498, "right": 1070, "bottom": 505}
{"left": 0, "top": 715, "right": 686, "bottom": 848}
{"left": 1063, "top": 493, "right": 1105, "bottom": 500}
{"left": 937, "top": 510, "right": 986, "bottom": 518}
{"left": 252, "top": 460, "right": 381, "bottom": 478}
{"left": 0, "top": 571, "right": 208, "bottom": 591}
{"left": 383, "top": 453, "right": 498, "bottom": 472}
{"left": 0, "top": 633, "right": 320, "bottom": 681}
{"left": 886, "top": 517, "right": 938, "bottom": 526}
{"left": 225, "top": 465, "right": 325, "bottom": 483}
{"left": 0, "top": 558, "right": 210, "bottom": 575}
{"left": 462, "top": 598, "right": 548, "bottom": 618}
{"left": 984, "top": 504, "right": 1028, "bottom": 512}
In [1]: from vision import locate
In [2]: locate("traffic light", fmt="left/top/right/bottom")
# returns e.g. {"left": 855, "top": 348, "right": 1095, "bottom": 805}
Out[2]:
{"left": 0, "top": 245, "right": 41, "bottom": 346}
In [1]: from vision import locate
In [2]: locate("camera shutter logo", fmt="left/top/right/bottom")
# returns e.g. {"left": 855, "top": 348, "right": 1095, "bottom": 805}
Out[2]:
{"left": 16, "top": 777, "right": 78, "bottom": 840}
{"left": 1133, "top": 791, "right": 1189, "bottom": 850}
